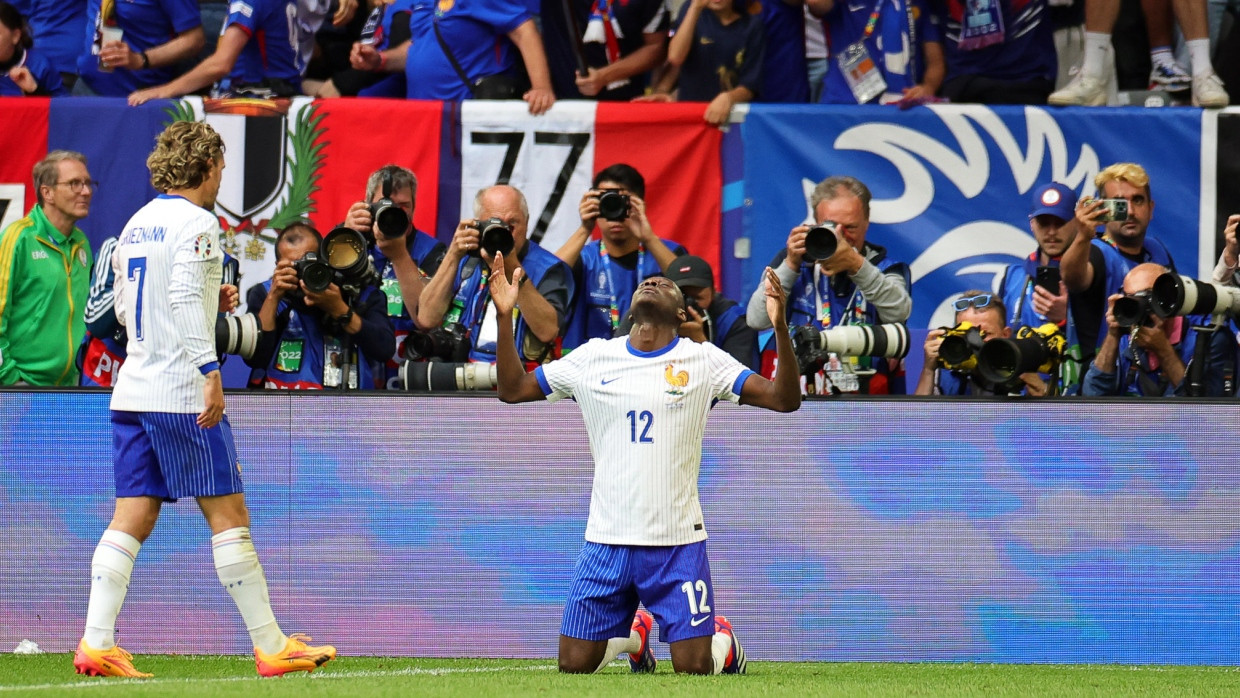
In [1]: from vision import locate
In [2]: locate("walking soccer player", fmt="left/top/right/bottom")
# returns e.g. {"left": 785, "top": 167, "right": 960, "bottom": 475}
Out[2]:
{"left": 74, "top": 121, "right": 336, "bottom": 679}
{"left": 493, "top": 258, "right": 801, "bottom": 674}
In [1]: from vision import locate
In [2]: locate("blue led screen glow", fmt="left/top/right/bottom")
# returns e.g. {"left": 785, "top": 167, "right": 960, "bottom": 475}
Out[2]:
{"left": 2, "top": 392, "right": 1238, "bottom": 663}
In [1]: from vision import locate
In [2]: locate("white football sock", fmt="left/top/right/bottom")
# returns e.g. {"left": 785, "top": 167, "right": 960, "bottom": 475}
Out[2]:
{"left": 212, "top": 527, "right": 285, "bottom": 654}
{"left": 1186, "top": 39, "right": 1213, "bottom": 77}
{"left": 1082, "top": 32, "right": 1112, "bottom": 77}
{"left": 594, "top": 631, "right": 641, "bottom": 673}
{"left": 711, "top": 630, "right": 733, "bottom": 675}
{"left": 83, "top": 530, "right": 141, "bottom": 650}
{"left": 1149, "top": 46, "right": 1174, "bottom": 69}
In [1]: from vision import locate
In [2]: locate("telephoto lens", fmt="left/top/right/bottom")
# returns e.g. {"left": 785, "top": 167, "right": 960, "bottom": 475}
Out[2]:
{"left": 370, "top": 199, "right": 409, "bottom": 239}
{"left": 803, "top": 222, "right": 839, "bottom": 262}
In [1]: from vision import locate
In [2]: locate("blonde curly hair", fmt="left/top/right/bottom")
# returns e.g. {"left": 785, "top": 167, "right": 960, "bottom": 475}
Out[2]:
{"left": 147, "top": 121, "right": 225, "bottom": 193}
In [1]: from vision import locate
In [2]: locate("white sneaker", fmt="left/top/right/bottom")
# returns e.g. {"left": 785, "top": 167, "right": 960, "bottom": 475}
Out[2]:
{"left": 1049, "top": 73, "right": 1108, "bottom": 106}
{"left": 1149, "top": 62, "right": 1192, "bottom": 91}
{"left": 1192, "top": 72, "right": 1230, "bottom": 108}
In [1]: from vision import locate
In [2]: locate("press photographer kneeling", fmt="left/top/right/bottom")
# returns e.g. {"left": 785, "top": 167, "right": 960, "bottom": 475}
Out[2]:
{"left": 245, "top": 222, "right": 395, "bottom": 390}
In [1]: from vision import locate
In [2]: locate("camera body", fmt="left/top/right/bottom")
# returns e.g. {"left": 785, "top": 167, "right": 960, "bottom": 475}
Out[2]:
{"left": 803, "top": 221, "right": 839, "bottom": 262}
{"left": 468, "top": 217, "right": 515, "bottom": 257}
{"left": 937, "top": 321, "right": 986, "bottom": 372}
{"left": 292, "top": 228, "right": 382, "bottom": 298}
{"left": 597, "top": 189, "right": 631, "bottom": 222}
{"left": 1112, "top": 290, "right": 1155, "bottom": 328}
{"left": 1096, "top": 198, "right": 1129, "bottom": 222}
{"left": 402, "top": 322, "right": 471, "bottom": 363}
{"left": 370, "top": 198, "right": 409, "bottom": 239}
{"left": 292, "top": 251, "right": 335, "bottom": 293}
{"left": 790, "top": 323, "right": 910, "bottom": 374}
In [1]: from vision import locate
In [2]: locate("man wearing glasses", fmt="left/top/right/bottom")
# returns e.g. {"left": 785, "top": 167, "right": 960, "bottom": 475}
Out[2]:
{"left": 746, "top": 175, "right": 912, "bottom": 394}
{"left": 914, "top": 290, "right": 1050, "bottom": 396}
{"left": 0, "top": 150, "right": 95, "bottom": 385}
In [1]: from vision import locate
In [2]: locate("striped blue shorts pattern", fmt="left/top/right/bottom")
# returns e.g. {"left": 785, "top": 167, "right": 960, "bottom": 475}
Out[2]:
{"left": 111, "top": 410, "right": 243, "bottom": 500}
{"left": 561, "top": 541, "right": 716, "bottom": 644}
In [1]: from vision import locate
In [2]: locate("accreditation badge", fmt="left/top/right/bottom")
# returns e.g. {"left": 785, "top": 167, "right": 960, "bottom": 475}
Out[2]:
{"left": 382, "top": 277, "right": 403, "bottom": 317}
{"left": 838, "top": 41, "right": 887, "bottom": 104}
{"left": 275, "top": 338, "right": 304, "bottom": 373}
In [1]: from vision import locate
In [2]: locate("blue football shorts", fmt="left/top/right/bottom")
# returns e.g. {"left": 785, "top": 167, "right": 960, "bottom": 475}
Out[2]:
{"left": 111, "top": 410, "right": 243, "bottom": 501}
{"left": 560, "top": 541, "right": 716, "bottom": 644}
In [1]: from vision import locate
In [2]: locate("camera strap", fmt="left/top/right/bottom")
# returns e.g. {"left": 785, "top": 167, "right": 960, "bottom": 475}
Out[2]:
{"left": 433, "top": 19, "right": 478, "bottom": 96}
{"left": 598, "top": 240, "right": 645, "bottom": 332}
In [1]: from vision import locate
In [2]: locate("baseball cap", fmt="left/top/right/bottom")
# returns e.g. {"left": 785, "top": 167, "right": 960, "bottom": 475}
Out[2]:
{"left": 664, "top": 254, "right": 714, "bottom": 289}
{"left": 1029, "top": 182, "right": 1078, "bottom": 222}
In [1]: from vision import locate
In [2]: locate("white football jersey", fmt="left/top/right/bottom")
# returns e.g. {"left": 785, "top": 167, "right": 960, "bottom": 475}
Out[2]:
{"left": 537, "top": 336, "right": 753, "bottom": 545}
{"left": 110, "top": 195, "right": 222, "bottom": 414}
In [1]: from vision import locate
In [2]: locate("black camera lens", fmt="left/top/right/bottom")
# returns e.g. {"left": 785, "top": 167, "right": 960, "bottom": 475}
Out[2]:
{"left": 371, "top": 199, "right": 409, "bottom": 239}
{"left": 473, "top": 217, "right": 514, "bottom": 257}
{"left": 293, "top": 252, "right": 334, "bottom": 293}
{"left": 1113, "top": 291, "right": 1153, "bottom": 328}
{"left": 597, "top": 190, "right": 630, "bottom": 222}
{"left": 803, "top": 223, "right": 839, "bottom": 262}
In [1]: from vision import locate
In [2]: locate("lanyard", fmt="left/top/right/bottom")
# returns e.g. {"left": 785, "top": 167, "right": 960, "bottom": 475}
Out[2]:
{"left": 861, "top": 0, "right": 918, "bottom": 78}
{"left": 598, "top": 240, "right": 645, "bottom": 331}
{"left": 861, "top": 0, "right": 887, "bottom": 38}
{"left": 812, "top": 265, "right": 863, "bottom": 328}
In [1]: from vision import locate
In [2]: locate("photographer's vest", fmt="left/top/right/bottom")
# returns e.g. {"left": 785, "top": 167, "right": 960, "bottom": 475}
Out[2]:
{"left": 451, "top": 243, "right": 564, "bottom": 364}
{"left": 781, "top": 242, "right": 910, "bottom": 394}
{"left": 248, "top": 280, "right": 380, "bottom": 390}
{"left": 370, "top": 231, "right": 446, "bottom": 390}
{"left": 998, "top": 254, "right": 1083, "bottom": 395}
{"left": 562, "top": 237, "right": 685, "bottom": 350}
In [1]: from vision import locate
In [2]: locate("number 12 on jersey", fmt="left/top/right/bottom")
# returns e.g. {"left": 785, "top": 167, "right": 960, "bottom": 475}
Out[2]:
{"left": 626, "top": 410, "right": 653, "bottom": 443}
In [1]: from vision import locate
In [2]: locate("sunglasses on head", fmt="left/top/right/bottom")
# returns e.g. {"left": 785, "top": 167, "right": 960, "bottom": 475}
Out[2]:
{"left": 953, "top": 294, "right": 993, "bottom": 312}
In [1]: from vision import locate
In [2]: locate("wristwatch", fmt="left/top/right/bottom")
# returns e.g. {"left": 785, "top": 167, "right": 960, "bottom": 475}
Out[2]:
{"left": 336, "top": 307, "right": 355, "bottom": 325}
{"left": 139, "top": 51, "right": 150, "bottom": 69}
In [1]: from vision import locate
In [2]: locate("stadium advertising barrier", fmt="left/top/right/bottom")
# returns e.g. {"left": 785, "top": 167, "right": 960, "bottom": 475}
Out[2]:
{"left": 3, "top": 391, "right": 1239, "bottom": 663}
{"left": 1, "top": 99, "right": 1235, "bottom": 331}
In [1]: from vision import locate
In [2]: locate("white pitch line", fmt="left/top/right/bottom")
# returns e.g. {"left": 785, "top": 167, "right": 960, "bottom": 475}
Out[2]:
{"left": 0, "top": 663, "right": 559, "bottom": 692}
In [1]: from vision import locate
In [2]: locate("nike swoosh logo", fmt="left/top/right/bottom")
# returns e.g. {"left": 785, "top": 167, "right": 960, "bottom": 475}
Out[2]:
{"left": 601, "top": 377, "right": 620, "bottom": 385}
{"left": 690, "top": 615, "right": 710, "bottom": 627}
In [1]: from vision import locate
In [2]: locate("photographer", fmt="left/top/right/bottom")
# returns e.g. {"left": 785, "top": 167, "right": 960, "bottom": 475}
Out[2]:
{"left": 746, "top": 175, "right": 912, "bottom": 394}
{"left": 665, "top": 254, "right": 759, "bottom": 371}
{"left": 1060, "top": 163, "right": 1177, "bottom": 363}
{"left": 997, "top": 182, "right": 1086, "bottom": 393}
{"left": 1082, "top": 263, "right": 1236, "bottom": 397}
{"left": 245, "top": 222, "right": 395, "bottom": 390}
{"left": 417, "top": 185, "right": 573, "bottom": 364}
{"left": 1210, "top": 214, "right": 1240, "bottom": 287}
{"left": 914, "top": 291, "right": 1050, "bottom": 396}
{"left": 77, "top": 236, "right": 246, "bottom": 387}
{"left": 556, "top": 164, "right": 685, "bottom": 351}
{"left": 342, "top": 164, "right": 446, "bottom": 389}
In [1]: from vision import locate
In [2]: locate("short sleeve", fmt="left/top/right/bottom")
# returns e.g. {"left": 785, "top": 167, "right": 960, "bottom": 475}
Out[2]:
{"left": 537, "top": 338, "right": 598, "bottom": 402}
{"left": 704, "top": 341, "right": 750, "bottom": 404}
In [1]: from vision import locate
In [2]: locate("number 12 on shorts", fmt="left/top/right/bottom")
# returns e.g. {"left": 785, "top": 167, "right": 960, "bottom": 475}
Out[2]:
{"left": 682, "top": 580, "right": 711, "bottom": 616}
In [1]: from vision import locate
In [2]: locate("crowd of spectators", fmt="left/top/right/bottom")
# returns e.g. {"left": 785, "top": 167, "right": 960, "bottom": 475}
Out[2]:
{"left": 0, "top": 0, "right": 1234, "bottom": 108}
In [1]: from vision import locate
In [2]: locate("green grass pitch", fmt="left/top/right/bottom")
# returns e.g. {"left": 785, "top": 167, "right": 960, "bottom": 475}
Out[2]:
{"left": 2, "top": 656, "right": 1240, "bottom": 697}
